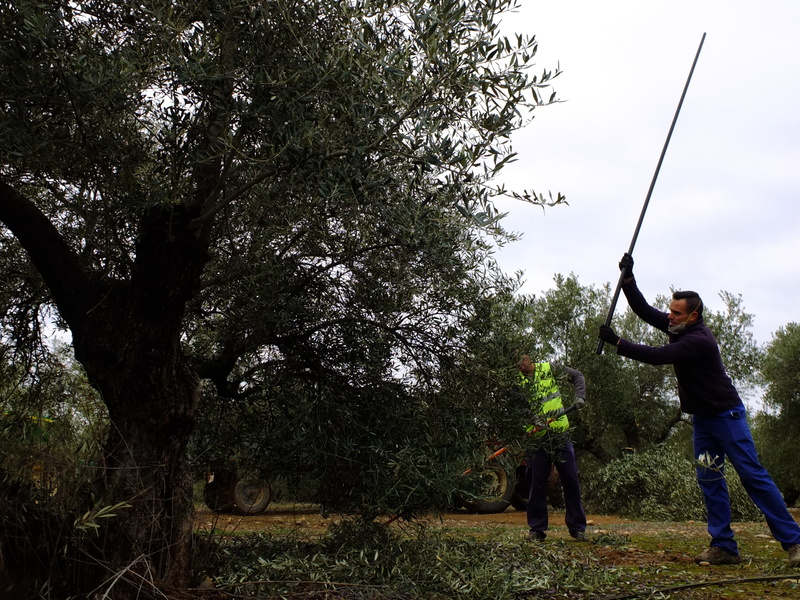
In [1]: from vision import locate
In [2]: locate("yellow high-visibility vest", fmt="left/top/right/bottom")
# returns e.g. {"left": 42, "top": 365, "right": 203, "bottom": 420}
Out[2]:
{"left": 520, "top": 362, "right": 569, "bottom": 433}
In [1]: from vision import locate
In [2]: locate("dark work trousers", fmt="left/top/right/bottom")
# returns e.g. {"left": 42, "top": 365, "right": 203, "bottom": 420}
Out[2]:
{"left": 693, "top": 406, "right": 800, "bottom": 555}
{"left": 526, "top": 439, "right": 587, "bottom": 533}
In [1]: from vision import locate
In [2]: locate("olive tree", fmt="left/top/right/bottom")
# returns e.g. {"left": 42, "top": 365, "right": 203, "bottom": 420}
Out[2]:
{"left": 754, "top": 323, "right": 800, "bottom": 505}
{"left": 0, "top": 0, "right": 561, "bottom": 595}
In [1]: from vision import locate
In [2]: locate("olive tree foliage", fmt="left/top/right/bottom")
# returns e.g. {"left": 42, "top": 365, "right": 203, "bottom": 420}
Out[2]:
{"left": 0, "top": 0, "right": 562, "bottom": 594}
{"left": 584, "top": 444, "right": 762, "bottom": 521}
{"left": 0, "top": 341, "right": 109, "bottom": 590}
{"left": 701, "top": 290, "right": 763, "bottom": 402}
{"left": 432, "top": 290, "right": 551, "bottom": 458}
{"left": 753, "top": 323, "right": 800, "bottom": 505}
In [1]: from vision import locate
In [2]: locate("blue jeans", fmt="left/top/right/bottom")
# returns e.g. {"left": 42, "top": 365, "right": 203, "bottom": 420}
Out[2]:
{"left": 693, "top": 406, "right": 800, "bottom": 554}
{"left": 526, "top": 440, "right": 586, "bottom": 533}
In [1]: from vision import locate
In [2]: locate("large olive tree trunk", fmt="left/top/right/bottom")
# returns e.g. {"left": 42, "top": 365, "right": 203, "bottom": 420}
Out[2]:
{"left": 73, "top": 328, "right": 201, "bottom": 593}
{"left": 87, "top": 367, "right": 199, "bottom": 593}
{"left": 74, "top": 210, "right": 210, "bottom": 595}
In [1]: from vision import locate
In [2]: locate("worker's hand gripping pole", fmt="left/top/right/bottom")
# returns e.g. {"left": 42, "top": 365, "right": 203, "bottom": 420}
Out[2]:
{"left": 597, "top": 33, "right": 706, "bottom": 355}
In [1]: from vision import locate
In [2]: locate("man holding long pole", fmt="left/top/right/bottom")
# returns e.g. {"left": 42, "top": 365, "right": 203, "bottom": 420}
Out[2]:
{"left": 598, "top": 254, "right": 800, "bottom": 567}
{"left": 597, "top": 32, "right": 705, "bottom": 355}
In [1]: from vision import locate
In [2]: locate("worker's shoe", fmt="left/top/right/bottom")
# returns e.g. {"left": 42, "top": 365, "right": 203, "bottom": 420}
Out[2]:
{"left": 527, "top": 530, "right": 546, "bottom": 542}
{"left": 694, "top": 546, "right": 741, "bottom": 565}
{"left": 788, "top": 544, "right": 800, "bottom": 567}
{"left": 570, "top": 530, "right": 588, "bottom": 542}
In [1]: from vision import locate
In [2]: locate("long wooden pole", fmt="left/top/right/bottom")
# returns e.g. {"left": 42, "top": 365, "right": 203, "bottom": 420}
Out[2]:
{"left": 597, "top": 32, "right": 706, "bottom": 355}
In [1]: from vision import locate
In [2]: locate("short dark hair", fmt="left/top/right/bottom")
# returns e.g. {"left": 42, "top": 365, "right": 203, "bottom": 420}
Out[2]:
{"left": 672, "top": 290, "right": 703, "bottom": 317}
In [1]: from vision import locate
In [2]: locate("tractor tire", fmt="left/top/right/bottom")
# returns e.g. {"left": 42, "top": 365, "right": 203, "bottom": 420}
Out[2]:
{"left": 457, "top": 463, "right": 514, "bottom": 514}
{"left": 204, "top": 470, "right": 272, "bottom": 515}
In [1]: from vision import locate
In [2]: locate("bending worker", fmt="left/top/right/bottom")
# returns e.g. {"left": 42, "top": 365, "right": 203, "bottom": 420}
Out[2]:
{"left": 598, "top": 253, "right": 800, "bottom": 566}
{"left": 518, "top": 355, "right": 588, "bottom": 542}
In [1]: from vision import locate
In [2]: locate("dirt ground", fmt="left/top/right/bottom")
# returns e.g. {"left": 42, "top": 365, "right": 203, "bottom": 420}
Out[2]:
{"left": 195, "top": 503, "right": 800, "bottom": 534}
{"left": 194, "top": 503, "right": 628, "bottom": 533}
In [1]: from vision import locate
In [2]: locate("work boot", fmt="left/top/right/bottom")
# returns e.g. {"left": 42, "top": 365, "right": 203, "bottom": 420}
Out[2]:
{"left": 694, "top": 546, "right": 741, "bottom": 565}
{"left": 788, "top": 544, "right": 800, "bottom": 567}
{"left": 527, "top": 530, "right": 546, "bottom": 541}
{"left": 570, "top": 530, "right": 588, "bottom": 542}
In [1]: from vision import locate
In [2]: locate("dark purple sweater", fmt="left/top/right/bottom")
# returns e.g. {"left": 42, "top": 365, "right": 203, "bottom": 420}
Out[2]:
{"left": 616, "top": 278, "right": 742, "bottom": 416}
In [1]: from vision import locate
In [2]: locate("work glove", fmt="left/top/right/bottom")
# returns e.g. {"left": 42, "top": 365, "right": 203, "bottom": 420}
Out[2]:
{"left": 619, "top": 253, "right": 634, "bottom": 277}
{"left": 599, "top": 324, "right": 620, "bottom": 346}
{"left": 528, "top": 412, "right": 548, "bottom": 432}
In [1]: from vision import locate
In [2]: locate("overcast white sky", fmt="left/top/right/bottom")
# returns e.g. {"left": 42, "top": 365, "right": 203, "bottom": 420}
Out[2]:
{"left": 492, "top": 1, "right": 800, "bottom": 347}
